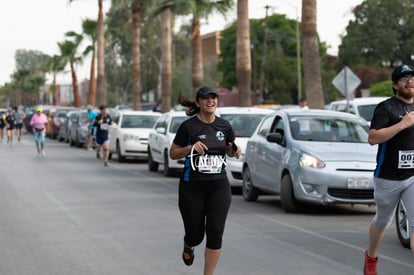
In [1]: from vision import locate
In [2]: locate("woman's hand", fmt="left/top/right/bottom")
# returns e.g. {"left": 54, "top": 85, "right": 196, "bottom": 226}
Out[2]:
{"left": 227, "top": 142, "right": 241, "bottom": 158}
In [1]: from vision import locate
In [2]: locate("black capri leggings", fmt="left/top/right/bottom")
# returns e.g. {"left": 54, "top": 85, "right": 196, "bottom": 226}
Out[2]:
{"left": 178, "top": 178, "right": 231, "bottom": 250}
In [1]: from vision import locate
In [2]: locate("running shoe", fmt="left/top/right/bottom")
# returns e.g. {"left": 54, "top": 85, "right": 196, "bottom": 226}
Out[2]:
{"left": 182, "top": 242, "right": 194, "bottom": 266}
{"left": 363, "top": 249, "right": 377, "bottom": 275}
{"left": 104, "top": 161, "right": 108, "bottom": 167}
{"left": 96, "top": 152, "right": 101, "bottom": 159}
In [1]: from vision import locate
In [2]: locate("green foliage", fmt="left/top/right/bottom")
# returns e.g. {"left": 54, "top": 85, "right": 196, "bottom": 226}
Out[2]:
{"left": 218, "top": 14, "right": 302, "bottom": 104}
{"left": 11, "top": 69, "right": 46, "bottom": 94}
{"left": 369, "top": 80, "right": 393, "bottom": 97}
{"left": 339, "top": 0, "right": 414, "bottom": 67}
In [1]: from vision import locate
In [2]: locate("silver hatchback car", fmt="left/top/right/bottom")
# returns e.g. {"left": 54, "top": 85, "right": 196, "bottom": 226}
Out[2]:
{"left": 242, "top": 109, "right": 377, "bottom": 212}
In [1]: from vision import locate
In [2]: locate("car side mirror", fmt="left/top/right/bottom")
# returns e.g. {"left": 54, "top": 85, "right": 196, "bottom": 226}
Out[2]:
{"left": 156, "top": 127, "right": 166, "bottom": 134}
{"left": 266, "top": 132, "right": 283, "bottom": 144}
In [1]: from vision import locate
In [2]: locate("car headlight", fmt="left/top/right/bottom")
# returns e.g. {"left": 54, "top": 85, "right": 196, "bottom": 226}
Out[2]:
{"left": 300, "top": 153, "right": 325, "bottom": 168}
{"left": 123, "top": 134, "right": 139, "bottom": 141}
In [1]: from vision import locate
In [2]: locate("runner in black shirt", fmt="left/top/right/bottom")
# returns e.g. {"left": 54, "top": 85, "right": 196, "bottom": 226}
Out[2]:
{"left": 170, "top": 87, "right": 241, "bottom": 274}
{"left": 5, "top": 108, "right": 15, "bottom": 144}
{"left": 93, "top": 105, "right": 114, "bottom": 167}
{"left": 364, "top": 64, "right": 414, "bottom": 274}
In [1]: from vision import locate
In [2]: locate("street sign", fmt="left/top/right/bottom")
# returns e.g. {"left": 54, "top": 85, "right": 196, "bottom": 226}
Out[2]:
{"left": 332, "top": 66, "right": 361, "bottom": 99}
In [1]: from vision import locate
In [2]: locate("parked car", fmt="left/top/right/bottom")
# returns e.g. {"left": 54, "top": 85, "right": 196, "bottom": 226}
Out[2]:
{"left": 147, "top": 111, "right": 188, "bottom": 176}
{"left": 396, "top": 199, "right": 411, "bottom": 249}
{"left": 108, "top": 110, "right": 161, "bottom": 162}
{"left": 48, "top": 107, "right": 77, "bottom": 139}
{"left": 327, "top": 97, "right": 388, "bottom": 124}
{"left": 68, "top": 109, "right": 90, "bottom": 147}
{"left": 57, "top": 110, "right": 78, "bottom": 143}
{"left": 242, "top": 108, "right": 377, "bottom": 212}
{"left": 215, "top": 107, "right": 274, "bottom": 187}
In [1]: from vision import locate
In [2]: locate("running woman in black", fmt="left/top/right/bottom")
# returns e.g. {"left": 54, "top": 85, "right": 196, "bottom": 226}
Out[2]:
{"left": 93, "top": 105, "right": 114, "bottom": 167}
{"left": 170, "top": 87, "right": 241, "bottom": 275}
{"left": 5, "top": 108, "right": 15, "bottom": 144}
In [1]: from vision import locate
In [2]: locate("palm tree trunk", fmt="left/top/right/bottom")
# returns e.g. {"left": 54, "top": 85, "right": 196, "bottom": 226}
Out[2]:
{"left": 191, "top": 17, "right": 203, "bottom": 98}
{"left": 131, "top": 0, "right": 141, "bottom": 110}
{"left": 88, "top": 51, "right": 96, "bottom": 106}
{"left": 71, "top": 62, "right": 81, "bottom": 107}
{"left": 301, "top": 0, "right": 324, "bottom": 109}
{"left": 236, "top": 0, "right": 251, "bottom": 106}
{"left": 96, "top": 0, "right": 105, "bottom": 106}
{"left": 161, "top": 9, "right": 172, "bottom": 113}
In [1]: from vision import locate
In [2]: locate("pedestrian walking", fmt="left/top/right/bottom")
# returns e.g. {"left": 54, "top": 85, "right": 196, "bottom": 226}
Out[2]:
{"left": 0, "top": 110, "right": 5, "bottom": 142}
{"left": 5, "top": 108, "right": 15, "bottom": 144}
{"left": 170, "top": 86, "right": 241, "bottom": 275}
{"left": 86, "top": 105, "right": 97, "bottom": 151}
{"left": 30, "top": 107, "right": 48, "bottom": 156}
{"left": 364, "top": 64, "right": 414, "bottom": 275}
{"left": 13, "top": 106, "right": 25, "bottom": 142}
{"left": 93, "top": 105, "right": 114, "bottom": 167}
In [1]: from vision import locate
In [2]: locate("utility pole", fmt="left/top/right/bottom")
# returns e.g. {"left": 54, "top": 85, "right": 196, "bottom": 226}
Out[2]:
{"left": 258, "top": 5, "right": 270, "bottom": 102}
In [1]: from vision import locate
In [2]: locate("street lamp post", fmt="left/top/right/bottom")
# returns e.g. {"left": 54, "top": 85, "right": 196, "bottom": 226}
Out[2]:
{"left": 259, "top": 5, "right": 270, "bottom": 101}
{"left": 279, "top": 0, "right": 302, "bottom": 102}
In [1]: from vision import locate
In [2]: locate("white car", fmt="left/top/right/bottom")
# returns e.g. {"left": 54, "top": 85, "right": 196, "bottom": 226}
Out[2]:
{"left": 216, "top": 107, "right": 274, "bottom": 187}
{"left": 327, "top": 97, "right": 388, "bottom": 124}
{"left": 108, "top": 110, "right": 161, "bottom": 162}
{"left": 147, "top": 111, "right": 189, "bottom": 176}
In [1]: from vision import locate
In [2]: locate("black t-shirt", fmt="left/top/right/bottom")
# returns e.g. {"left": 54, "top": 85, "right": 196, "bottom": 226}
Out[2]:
{"left": 173, "top": 116, "right": 235, "bottom": 182}
{"left": 94, "top": 113, "right": 112, "bottom": 136}
{"left": 5, "top": 114, "right": 15, "bottom": 128}
{"left": 370, "top": 96, "right": 414, "bottom": 180}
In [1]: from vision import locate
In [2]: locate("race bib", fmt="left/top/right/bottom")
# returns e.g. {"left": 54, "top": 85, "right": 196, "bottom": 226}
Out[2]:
{"left": 195, "top": 155, "right": 226, "bottom": 174}
{"left": 101, "top": 123, "right": 109, "bottom": 130}
{"left": 398, "top": 150, "right": 414, "bottom": 169}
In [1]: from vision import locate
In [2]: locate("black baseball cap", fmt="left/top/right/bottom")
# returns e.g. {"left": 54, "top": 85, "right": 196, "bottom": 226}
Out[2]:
{"left": 196, "top": 86, "right": 218, "bottom": 100}
{"left": 391, "top": 64, "right": 414, "bottom": 82}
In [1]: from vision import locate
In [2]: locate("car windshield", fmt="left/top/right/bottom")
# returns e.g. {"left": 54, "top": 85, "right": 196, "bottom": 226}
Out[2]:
{"left": 170, "top": 116, "right": 188, "bottom": 133}
{"left": 121, "top": 115, "right": 158, "bottom": 128}
{"left": 221, "top": 114, "right": 266, "bottom": 137}
{"left": 357, "top": 104, "right": 377, "bottom": 121}
{"left": 289, "top": 115, "right": 369, "bottom": 143}
{"left": 80, "top": 112, "right": 89, "bottom": 123}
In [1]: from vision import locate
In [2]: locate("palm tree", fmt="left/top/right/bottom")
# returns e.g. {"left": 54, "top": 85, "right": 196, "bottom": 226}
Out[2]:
{"left": 152, "top": 0, "right": 233, "bottom": 98}
{"left": 43, "top": 54, "right": 67, "bottom": 105}
{"left": 58, "top": 32, "right": 83, "bottom": 107}
{"left": 69, "top": 0, "right": 105, "bottom": 106}
{"left": 81, "top": 19, "right": 98, "bottom": 106}
{"left": 301, "top": 0, "right": 324, "bottom": 109}
{"left": 131, "top": 0, "right": 141, "bottom": 110}
{"left": 160, "top": 8, "right": 172, "bottom": 112}
{"left": 236, "top": 0, "right": 251, "bottom": 106}
{"left": 96, "top": 0, "right": 105, "bottom": 106}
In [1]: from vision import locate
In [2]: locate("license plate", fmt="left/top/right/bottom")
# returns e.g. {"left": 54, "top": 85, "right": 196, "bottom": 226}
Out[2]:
{"left": 347, "top": 177, "right": 371, "bottom": 189}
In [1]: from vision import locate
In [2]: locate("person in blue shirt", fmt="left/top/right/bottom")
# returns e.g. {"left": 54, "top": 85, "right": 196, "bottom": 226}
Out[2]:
{"left": 86, "top": 105, "right": 97, "bottom": 151}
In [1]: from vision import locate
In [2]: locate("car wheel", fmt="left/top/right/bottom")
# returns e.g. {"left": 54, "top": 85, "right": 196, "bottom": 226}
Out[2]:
{"left": 69, "top": 135, "right": 75, "bottom": 146}
{"left": 280, "top": 174, "right": 298, "bottom": 213}
{"left": 242, "top": 166, "right": 259, "bottom": 202}
{"left": 396, "top": 199, "right": 411, "bottom": 249}
{"left": 163, "top": 151, "right": 174, "bottom": 177}
{"left": 116, "top": 141, "right": 126, "bottom": 163}
{"left": 148, "top": 148, "right": 159, "bottom": 172}
{"left": 76, "top": 134, "right": 83, "bottom": 148}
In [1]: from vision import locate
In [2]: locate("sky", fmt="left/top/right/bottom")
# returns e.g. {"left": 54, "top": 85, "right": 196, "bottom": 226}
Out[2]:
{"left": 0, "top": 0, "right": 363, "bottom": 87}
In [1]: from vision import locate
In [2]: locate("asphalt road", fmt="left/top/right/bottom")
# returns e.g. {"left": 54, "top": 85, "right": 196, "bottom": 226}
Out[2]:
{"left": 0, "top": 133, "right": 413, "bottom": 275}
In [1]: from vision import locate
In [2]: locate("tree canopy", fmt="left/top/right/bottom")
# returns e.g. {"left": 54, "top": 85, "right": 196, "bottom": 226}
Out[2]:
{"left": 339, "top": 0, "right": 414, "bottom": 68}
